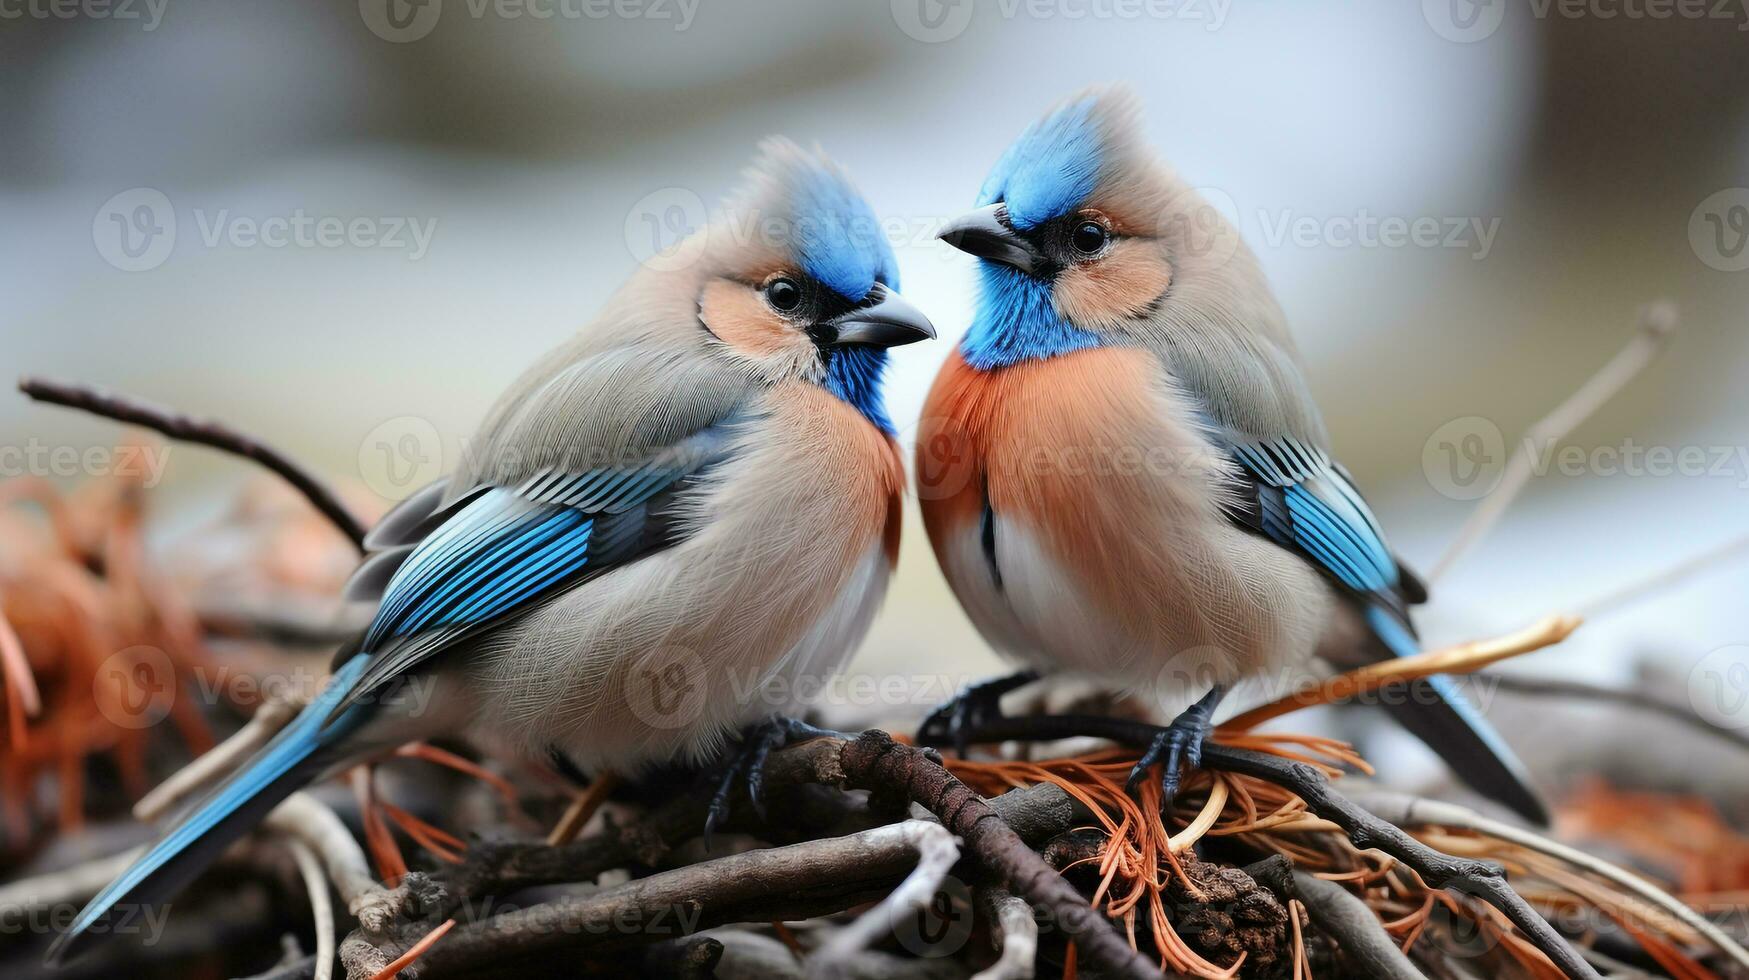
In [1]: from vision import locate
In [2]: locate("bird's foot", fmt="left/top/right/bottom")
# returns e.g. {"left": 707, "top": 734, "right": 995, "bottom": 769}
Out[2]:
{"left": 916, "top": 669, "right": 1041, "bottom": 758}
{"left": 1125, "top": 686, "right": 1224, "bottom": 811}
{"left": 703, "top": 716, "right": 848, "bottom": 843}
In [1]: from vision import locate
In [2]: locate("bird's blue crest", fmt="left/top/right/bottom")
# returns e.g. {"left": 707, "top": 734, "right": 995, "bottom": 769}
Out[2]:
{"left": 749, "top": 140, "right": 899, "bottom": 302}
{"left": 976, "top": 95, "right": 1104, "bottom": 230}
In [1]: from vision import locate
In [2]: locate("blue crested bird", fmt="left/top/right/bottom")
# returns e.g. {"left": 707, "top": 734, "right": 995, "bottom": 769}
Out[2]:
{"left": 915, "top": 87, "right": 1546, "bottom": 823}
{"left": 50, "top": 139, "right": 934, "bottom": 962}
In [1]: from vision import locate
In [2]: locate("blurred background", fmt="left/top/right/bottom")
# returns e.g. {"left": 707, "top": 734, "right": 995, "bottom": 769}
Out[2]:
{"left": 4, "top": 0, "right": 1749, "bottom": 803}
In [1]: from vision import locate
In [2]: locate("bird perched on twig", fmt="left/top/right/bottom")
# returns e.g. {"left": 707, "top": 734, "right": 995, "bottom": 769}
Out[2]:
{"left": 51, "top": 140, "right": 934, "bottom": 963}
{"left": 914, "top": 87, "right": 1545, "bottom": 824}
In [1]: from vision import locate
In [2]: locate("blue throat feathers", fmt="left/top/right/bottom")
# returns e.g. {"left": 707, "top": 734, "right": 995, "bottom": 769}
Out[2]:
{"left": 824, "top": 344, "right": 895, "bottom": 434}
{"left": 960, "top": 261, "right": 1101, "bottom": 371}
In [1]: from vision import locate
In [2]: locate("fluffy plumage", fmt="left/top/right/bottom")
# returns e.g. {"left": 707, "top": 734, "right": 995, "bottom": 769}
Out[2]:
{"left": 922, "top": 86, "right": 1545, "bottom": 822}
{"left": 53, "top": 140, "right": 928, "bottom": 963}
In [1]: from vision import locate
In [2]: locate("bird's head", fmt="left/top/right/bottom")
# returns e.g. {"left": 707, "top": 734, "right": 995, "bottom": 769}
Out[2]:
{"left": 941, "top": 86, "right": 1271, "bottom": 367}
{"left": 691, "top": 139, "right": 934, "bottom": 431}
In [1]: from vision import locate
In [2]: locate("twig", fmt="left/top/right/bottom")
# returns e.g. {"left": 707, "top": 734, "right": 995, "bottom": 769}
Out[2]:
{"left": 974, "top": 886, "right": 1038, "bottom": 980}
{"left": 835, "top": 732, "right": 1164, "bottom": 980}
{"left": 1430, "top": 301, "right": 1678, "bottom": 584}
{"left": 1574, "top": 528, "right": 1749, "bottom": 621}
{"left": 1221, "top": 614, "right": 1582, "bottom": 730}
{"left": 1352, "top": 790, "right": 1749, "bottom": 973}
{"left": 263, "top": 792, "right": 388, "bottom": 926}
{"left": 17, "top": 376, "right": 369, "bottom": 549}
{"left": 545, "top": 771, "right": 619, "bottom": 846}
{"left": 1204, "top": 744, "right": 1598, "bottom": 980}
{"left": 357, "top": 821, "right": 962, "bottom": 975}
{"left": 134, "top": 698, "right": 302, "bottom": 821}
{"left": 284, "top": 836, "right": 337, "bottom": 980}
{"left": 1482, "top": 671, "right": 1749, "bottom": 752}
{"left": 809, "top": 821, "right": 961, "bottom": 978}
{"left": 1291, "top": 871, "right": 1421, "bottom": 980}
{"left": 946, "top": 715, "right": 1601, "bottom": 980}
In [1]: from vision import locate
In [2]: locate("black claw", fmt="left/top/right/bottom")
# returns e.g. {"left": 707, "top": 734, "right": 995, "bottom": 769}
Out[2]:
{"left": 1124, "top": 686, "right": 1225, "bottom": 812}
{"left": 700, "top": 716, "right": 848, "bottom": 842}
{"left": 917, "top": 670, "right": 1041, "bottom": 758}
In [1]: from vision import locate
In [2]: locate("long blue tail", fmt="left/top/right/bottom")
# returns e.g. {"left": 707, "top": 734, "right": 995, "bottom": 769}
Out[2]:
{"left": 1364, "top": 607, "right": 1548, "bottom": 825}
{"left": 47, "top": 654, "right": 372, "bottom": 964}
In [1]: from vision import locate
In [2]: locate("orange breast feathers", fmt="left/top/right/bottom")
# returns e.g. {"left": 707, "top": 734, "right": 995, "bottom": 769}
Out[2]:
{"left": 771, "top": 381, "right": 906, "bottom": 567}
{"left": 915, "top": 346, "right": 1229, "bottom": 616}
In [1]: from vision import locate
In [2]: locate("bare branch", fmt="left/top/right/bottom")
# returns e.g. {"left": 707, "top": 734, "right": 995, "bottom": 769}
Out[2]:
{"left": 973, "top": 887, "right": 1038, "bottom": 980}
{"left": 1430, "top": 301, "right": 1677, "bottom": 584}
{"left": 809, "top": 821, "right": 961, "bottom": 978}
{"left": 1291, "top": 871, "right": 1421, "bottom": 980}
{"left": 17, "top": 376, "right": 369, "bottom": 549}
{"left": 1352, "top": 790, "right": 1749, "bottom": 972}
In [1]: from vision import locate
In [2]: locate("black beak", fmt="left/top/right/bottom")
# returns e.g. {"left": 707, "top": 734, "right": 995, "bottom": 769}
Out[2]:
{"left": 937, "top": 203, "right": 1048, "bottom": 275}
{"left": 823, "top": 283, "right": 936, "bottom": 349}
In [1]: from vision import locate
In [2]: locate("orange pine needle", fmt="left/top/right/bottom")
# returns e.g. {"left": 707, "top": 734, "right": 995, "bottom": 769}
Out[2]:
{"left": 368, "top": 917, "right": 455, "bottom": 980}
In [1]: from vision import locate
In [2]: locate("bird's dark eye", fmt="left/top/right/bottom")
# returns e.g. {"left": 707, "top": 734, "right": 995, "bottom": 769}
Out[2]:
{"left": 765, "top": 277, "right": 803, "bottom": 313}
{"left": 1070, "top": 221, "right": 1109, "bottom": 255}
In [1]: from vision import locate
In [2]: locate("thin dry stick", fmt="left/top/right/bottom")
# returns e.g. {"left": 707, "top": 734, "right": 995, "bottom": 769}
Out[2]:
{"left": 1429, "top": 301, "right": 1678, "bottom": 584}
{"left": 1351, "top": 791, "right": 1749, "bottom": 973}
{"left": 545, "top": 771, "right": 620, "bottom": 846}
{"left": 284, "top": 836, "right": 337, "bottom": 980}
{"left": 974, "top": 887, "right": 1040, "bottom": 980}
{"left": 807, "top": 821, "right": 962, "bottom": 978}
{"left": 1482, "top": 672, "right": 1749, "bottom": 751}
{"left": 1291, "top": 871, "right": 1421, "bottom": 980}
{"left": 264, "top": 793, "right": 388, "bottom": 928}
{"left": 17, "top": 376, "right": 369, "bottom": 549}
{"left": 1574, "top": 527, "right": 1749, "bottom": 620}
{"left": 1221, "top": 614, "right": 1582, "bottom": 731}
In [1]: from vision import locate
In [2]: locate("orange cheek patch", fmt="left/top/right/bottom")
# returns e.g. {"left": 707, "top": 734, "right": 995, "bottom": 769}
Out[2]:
{"left": 1052, "top": 242, "right": 1171, "bottom": 328}
{"left": 699, "top": 279, "right": 813, "bottom": 362}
